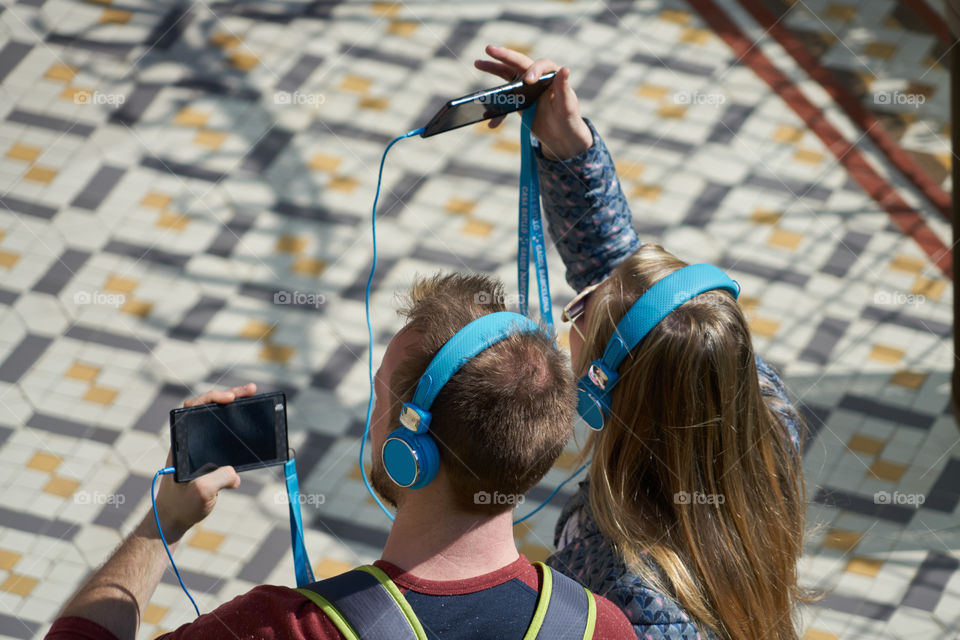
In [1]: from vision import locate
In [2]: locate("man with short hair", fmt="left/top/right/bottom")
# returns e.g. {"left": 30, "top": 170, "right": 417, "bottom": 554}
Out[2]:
{"left": 48, "top": 272, "right": 634, "bottom": 639}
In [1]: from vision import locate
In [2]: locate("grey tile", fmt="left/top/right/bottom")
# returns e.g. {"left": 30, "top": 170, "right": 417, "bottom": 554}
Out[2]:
{"left": 71, "top": 165, "right": 125, "bottom": 210}
{"left": 294, "top": 431, "right": 338, "bottom": 481}
{"left": 310, "top": 120, "right": 394, "bottom": 146}
{"left": 607, "top": 126, "right": 695, "bottom": 154}
{"left": 237, "top": 524, "right": 289, "bottom": 583}
{"left": 160, "top": 564, "right": 223, "bottom": 593}
{"left": 717, "top": 255, "right": 810, "bottom": 287}
{"left": 145, "top": 3, "right": 192, "bottom": 50}
{"left": 798, "top": 402, "right": 831, "bottom": 449}
{"left": 813, "top": 487, "right": 914, "bottom": 524}
{"left": 206, "top": 211, "right": 258, "bottom": 257}
{"left": 342, "top": 257, "right": 398, "bottom": 302}
{"left": 241, "top": 128, "right": 293, "bottom": 174}
{"left": 28, "top": 412, "right": 120, "bottom": 444}
{"left": 310, "top": 343, "right": 365, "bottom": 390}
{"left": 376, "top": 171, "right": 426, "bottom": 218}
{"left": 922, "top": 458, "right": 960, "bottom": 513}
{"left": 0, "top": 334, "right": 52, "bottom": 383}
{"left": 0, "top": 505, "right": 76, "bottom": 540}
{"left": 109, "top": 83, "right": 161, "bottom": 126}
{"left": 7, "top": 109, "right": 95, "bottom": 137}
{"left": 838, "top": 394, "right": 937, "bottom": 430}
{"left": 443, "top": 160, "right": 515, "bottom": 187}
{"left": 900, "top": 551, "right": 959, "bottom": 611}
{"left": 102, "top": 239, "right": 190, "bottom": 269}
{"left": 0, "top": 612, "right": 40, "bottom": 640}
{"left": 707, "top": 103, "right": 754, "bottom": 144}
{"left": 174, "top": 76, "right": 259, "bottom": 100}
{"left": 45, "top": 32, "right": 135, "bottom": 58}
{"left": 435, "top": 19, "right": 482, "bottom": 59}
{"left": 93, "top": 473, "right": 151, "bottom": 529}
{"left": 168, "top": 296, "right": 227, "bottom": 341}
{"left": 0, "top": 286, "right": 19, "bottom": 306}
{"left": 499, "top": 11, "right": 577, "bottom": 34}
{"left": 861, "top": 306, "right": 951, "bottom": 338}
{"left": 821, "top": 230, "right": 872, "bottom": 278}
{"left": 0, "top": 194, "right": 58, "bottom": 219}
{"left": 312, "top": 511, "right": 389, "bottom": 549}
{"left": 575, "top": 62, "right": 617, "bottom": 101}
{"left": 411, "top": 245, "right": 499, "bottom": 272}
{"left": 134, "top": 382, "right": 193, "bottom": 433}
{"left": 0, "top": 41, "right": 31, "bottom": 84}
{"left": 631, "top": 52, "right": 716, "bottom": 76}
{"left": 0, "top": 425, "right": 12, "bottom": 446}
{"left": 338, "top": 43, "right": 421, "bottom": 69}
{"left": 274, "top": 200, "right": 358, "bottom": 226}
{"left": 140, "top": 156, "right": 226, "bottom": 183}
{"left": 744, "top": 173, "right": 832, "bottom": 202}
{"left": 33, "top": 248, "right": 91, "bottom": 295}
{"left": 65, "top": 325, "right": 155, "bottom": 354}
{"left": 815, "top": 592, "right": 895, "bottom": 621}
{"left": 276, "top": 54, "right": 324, "bottom": 93}
{"left": 798, "top": 316, "right": 850, "bottom": 365}
{"left": 683, "top": 182, "right": 731, "bottom": 227}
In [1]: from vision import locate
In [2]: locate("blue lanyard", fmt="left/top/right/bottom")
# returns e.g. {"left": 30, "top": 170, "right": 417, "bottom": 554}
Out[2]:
{"left": 518, "top": 105, "right": 554, "bottom": 331}
{"left": 285, "top": 458, "right": 315, "bottom": 586}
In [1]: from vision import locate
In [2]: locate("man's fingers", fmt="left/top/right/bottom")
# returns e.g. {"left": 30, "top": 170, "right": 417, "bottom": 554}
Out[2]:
{"left": 487, "top": 115, "right": 505, "bottom": 129}
{"left": 524, "top": 57, "right": 559, "bottom": 83}
{"left": 558, "top": 67, "right": 579, "bottom": 112}
{"left": 485, "top": 45, "right": 534, "bottom": 73}
{"left": 200, "top": 465, "right": 241, "bottom": 493}
{"left": 474, "top": 59, "right": 517, "bottom": 82}
{"left": 183, "top": 383, "right": 256, "bottom": 407}
{"left": 228, "top": 382, "right": 257, "bottom": 399}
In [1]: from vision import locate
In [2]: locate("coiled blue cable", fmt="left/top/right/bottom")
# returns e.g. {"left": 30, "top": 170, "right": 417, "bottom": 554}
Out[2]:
{"left": 152, "top": 467, "right": 201, "bottom": 617}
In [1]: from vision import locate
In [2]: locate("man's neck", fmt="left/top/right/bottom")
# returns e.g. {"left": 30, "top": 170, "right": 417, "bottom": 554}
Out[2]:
{"left": 381, "top": 499, "right": 520, "bottom": 581}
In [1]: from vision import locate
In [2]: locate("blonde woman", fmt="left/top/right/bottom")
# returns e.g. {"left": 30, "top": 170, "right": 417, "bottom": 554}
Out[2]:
{"left": 477, "top": 46, "right": 807, "bottom": 640}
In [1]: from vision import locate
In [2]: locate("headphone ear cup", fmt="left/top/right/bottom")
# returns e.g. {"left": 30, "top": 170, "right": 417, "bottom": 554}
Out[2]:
{"left": 382, "top": 428, "right": 440, "bottom": 489}
{"left": 576, "top": 384, "right": 607, "bottom": 431}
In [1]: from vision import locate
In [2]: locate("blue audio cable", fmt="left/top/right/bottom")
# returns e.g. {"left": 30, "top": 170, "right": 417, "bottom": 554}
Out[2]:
{"left": 152, "top": 467, "right": 201, "bottom": 617}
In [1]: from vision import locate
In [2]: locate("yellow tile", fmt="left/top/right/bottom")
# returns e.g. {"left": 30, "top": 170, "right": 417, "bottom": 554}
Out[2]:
{"left": 371, "top": 2, "right": 402, "bottom": 16}
{"left": 359, "top": 96, "right": 389, "bottom": 110}
{"left": 193, "top": 130, "right": 226, "bottom": 149}
{"left": 65, "top": 362, "right": 99, "bottom": 381}
{"left": 890, "top": 254, "right": 925, "bottom": 274}
{"left": 869, "top": 459, "right": 906, "bottom": 482}
{"left": 173, "top": 108, "right": 208, "bottom": 127}
{"left": 750, "top": 316, "right": 780, "bottom": 338}
{"left": 276, "top": 234, "right": 307, "bottom": 254}
{"left": 554, "top": 450, "right": 580, "bottom": 470}
{"left": 229, "top": 51, "right": 259, "bottom": 72}
{"left": 24, "top": 165, "right": 57, "bottom": 184}
{"left": 935, "top": 153, "right": 951, "bottom": 171}
{"left": 0, "top": 550, "right": 21, "bottom": 571}
{"left": 768, "top": 229, "right": 804, "bottom": 251}
{"left": 868, "top": 344, "right": 904, "bottom": 364}
{"left": 27, "top": 452, "right": 61, "bottom": 472}
{"left": 210, "top": 32, "right": 242, "bottom": 49}
{"left": 845, "top": 556, "right": 883, "bottom": 577}
{"left": 6, "top": 143, "right": 41, "bottom": 163}
{"left": 0, "top": 250, "right": 19, "bottom": 269}
{"left": 751, "top": 208, "right": 781, "bottom": 224}
{"left": 680, "top": 28, "right": 711, "bottom": 45}
{"left": 314, "top": 557, "right": 354, "bottom": 579}
{"left": 890, "top": 369, "right": 926, "bottom": 390}
{"left": 794, "top": 148, "right": 824, "bottom": 164}
{"left": 504, "top": 43, "right": 532, "bottom": 57}
{"left": 260, "top": 344, "right": 294, "bottom": 365}
{"left": 864, "top": 42, "right": 897, "bottom": 59}
{"left": 328, "top": 176, "right": 358, "bottom": 192}
{"left": 188, "top": 529, "right": 225, "bottom": 551}
{"left": 141, "top": 192, "right": 172, "bottom": 209}
{"left": 803, "top": 630, "right": 839, "bottom": 640}
{"left": 513, "top": 522, "right": 533, "bottom": 540}
{"left": 309, "top": 153, "right": 341, "bottom": 172}
{"left": 104, "top": 274, "right": 138, "bottom": 293}
{"left": 45, "top": 63, "right": 76, "bottom": 82}
{"left": 44, "top": 476, "right": 80, "bottom": 498}
{"left": 493, "top": 139, "right": 522, "bottom": 153}
{"left": 847, "top": 434, "right": 885, "bottom": 456}
{"left": 462, "top": 219, "right": 493, "bottom": 238}
{"left": 824, "top": 3, "right": 856, "bottom": 21}
{"left": 156, "top": 211, "right": 189, "bottom": 231}
{"left": 143, "top": 604, "right": 167, "bottom": 625}
{"left": 636, "top": 84, "right": 669, "bottom": 100}
{"left": 631, "top": 184, "right": 661, "bottom": 200}
{"left": 657, "top": 103, "right": 687, "bottom": 119}
{"left": 99, "top": 8, "right": 131, "bottom": 23}
{"left": 60, "top": 86, "right": 92, "bottom": 103}
{"left": 738, "top": 296, "right": 759, "bottom": 313}
{"left": 445, "top": 198, "right": 476, "bottom": 216}
{"left": 773, "top": 125, "right": 804, "bottom": 144}
{"left": 121, "top": 298, "right": 153, "bottom": 317}
{"left": 388, "top": 20, "right": 418, "bottom": 36}
{"left": 348, "top": 463, "right": 365, "bottom": 481}
{"left": 340, "top": 75, "right": 371, "bottom": 93}
{"left": 614, "top": 160, "right": 644, "bottom": 181}
{"left": 240, "top": 319, "right": 274, "bottom": 341}
{"left": 660, "top": 9, "right": 690, "bottom": 24}
{"left": 823, "top": 528, "right": 861, "bottom": 552}
{"left": 85, "top": 386, "right": 118, "bottom": 405}
{"left": 518, "top": 543, "right": 551, "bottom": 564}
{"left": 291, "top": 256, "right": 327, "bottom": 277}
{"left": 0, "top": 574, "right": 38, "bottom": 597}
{"left": 911, "top": 276, "right": 946, "bottom": 301}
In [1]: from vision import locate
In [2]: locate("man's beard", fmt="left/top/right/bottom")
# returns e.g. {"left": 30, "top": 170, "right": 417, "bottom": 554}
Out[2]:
{"left": 370, "top": 455, "right": 400, "bottom": 509}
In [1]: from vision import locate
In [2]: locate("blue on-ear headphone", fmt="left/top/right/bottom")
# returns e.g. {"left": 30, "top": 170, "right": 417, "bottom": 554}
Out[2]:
{"left": 576, "top": 264, "right": 740, "bottom": 431}
{"left": 381, "top": 311, "right": 543, "bottom": 489}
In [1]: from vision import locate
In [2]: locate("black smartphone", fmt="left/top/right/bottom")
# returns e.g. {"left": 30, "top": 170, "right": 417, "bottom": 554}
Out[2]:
{"left": 169, "top": 391, "right": 288, "bottom": 483}
{"left": 421, "top": 71, "right": 557, "bottom": 138}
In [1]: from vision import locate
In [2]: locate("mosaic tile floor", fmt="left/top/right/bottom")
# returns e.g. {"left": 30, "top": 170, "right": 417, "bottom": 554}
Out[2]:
{"left": 0, "top": 0, "right": 956, "bottom": 638}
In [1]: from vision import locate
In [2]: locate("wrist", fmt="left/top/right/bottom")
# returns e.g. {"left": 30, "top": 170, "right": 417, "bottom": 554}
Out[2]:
{"left": 144, "top": 506, "right": 186, "bottom": 545}
{"left": 541, "top": 119, "right": 594, "bottom": 161}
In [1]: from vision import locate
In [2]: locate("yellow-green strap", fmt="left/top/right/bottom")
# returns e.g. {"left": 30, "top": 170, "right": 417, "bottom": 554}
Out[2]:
{"left": 582, "top": 587, "right": 596, "bottom": 640}
{"left": 295, "top": 587, "right": 360, "bottom": 640}
{"left": 523, "top": 561, "right": 555, "bottom": 640}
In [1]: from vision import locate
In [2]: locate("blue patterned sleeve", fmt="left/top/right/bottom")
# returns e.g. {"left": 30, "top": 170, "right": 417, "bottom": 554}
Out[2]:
{"left": 533, "top": 119, "right": 641, "bottom": 292}
{"left": 754, "top": 355, "right": 802, "bottom": 452}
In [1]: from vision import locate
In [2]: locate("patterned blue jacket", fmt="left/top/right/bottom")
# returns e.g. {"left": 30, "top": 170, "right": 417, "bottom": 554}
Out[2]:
{"left": 534, "top": 120, "right": 802, "bottom": 640}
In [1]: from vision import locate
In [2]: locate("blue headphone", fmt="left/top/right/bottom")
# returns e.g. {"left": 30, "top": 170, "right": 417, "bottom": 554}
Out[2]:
{"left": 576, "top": 264, "right": 740, "bottom": 431}
{"left": 381, "top": 311, "right": 543, "bottom": 489}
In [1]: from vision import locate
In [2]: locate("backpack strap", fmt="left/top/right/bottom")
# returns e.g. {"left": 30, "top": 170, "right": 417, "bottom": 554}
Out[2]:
{"left": 296, "top": 565, "right": 427, "bottom": 640}
{"left": 525, "top": 562, "right": 597, "bottom": 640}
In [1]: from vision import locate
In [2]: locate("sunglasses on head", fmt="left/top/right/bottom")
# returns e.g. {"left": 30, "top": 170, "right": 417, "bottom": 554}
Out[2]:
{"left": 561, "top": 282, "right": 601, "bottom": 341}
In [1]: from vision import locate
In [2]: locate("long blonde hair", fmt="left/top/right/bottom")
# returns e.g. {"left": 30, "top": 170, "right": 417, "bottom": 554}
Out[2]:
{"left": 578, "top": 245, "right": 808, "bottom": 640}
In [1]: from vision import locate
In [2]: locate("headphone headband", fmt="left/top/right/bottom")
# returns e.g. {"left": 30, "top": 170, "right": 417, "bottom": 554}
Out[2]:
{"left": 577, "top": 264, "right": 739, "bottom": 430}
